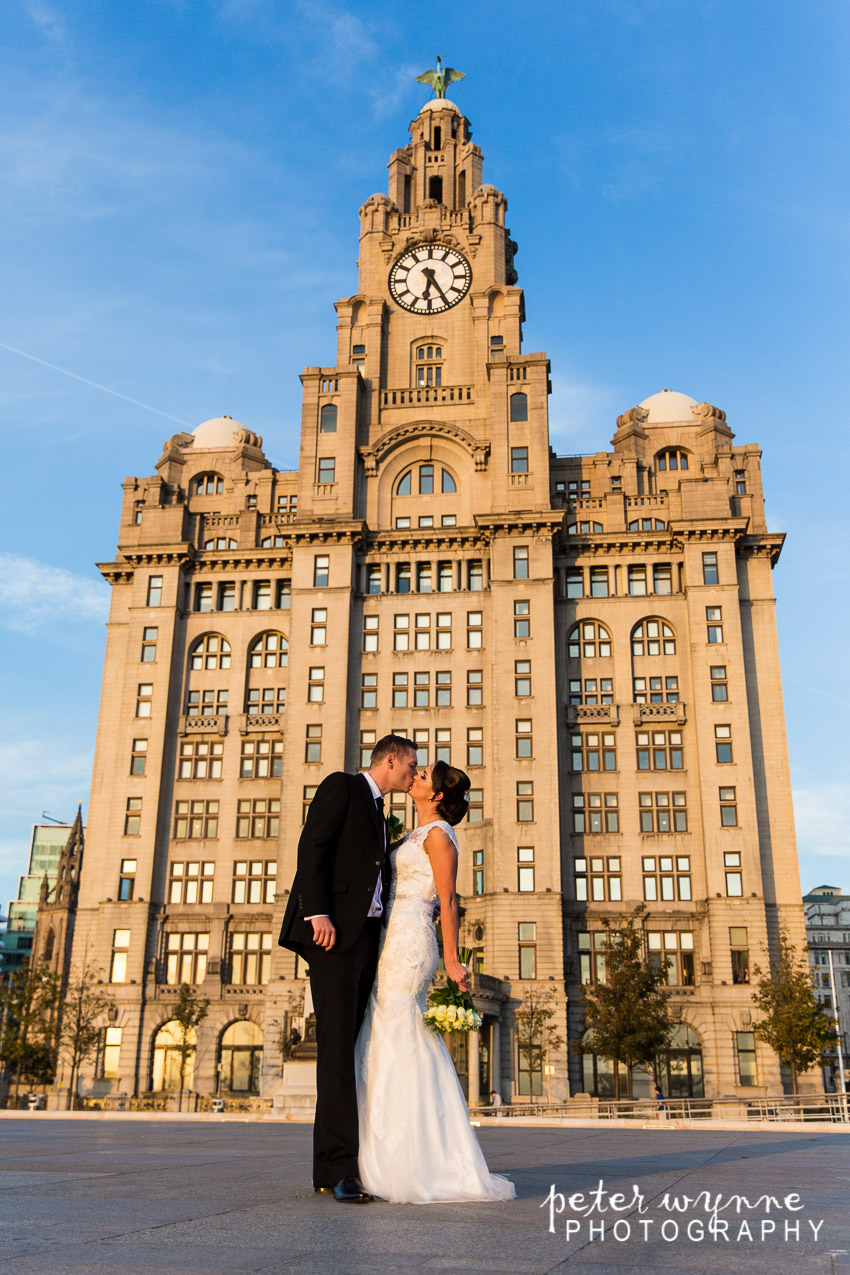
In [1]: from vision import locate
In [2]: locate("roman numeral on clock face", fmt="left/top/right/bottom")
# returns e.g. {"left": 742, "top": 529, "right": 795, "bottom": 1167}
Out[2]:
{"left": 388, "top": 245, "right": 472, "bottom": 313}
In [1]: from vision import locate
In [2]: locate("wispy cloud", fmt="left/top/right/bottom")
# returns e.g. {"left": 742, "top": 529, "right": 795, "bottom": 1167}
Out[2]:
{"left": 793, "top": 783, "right": 850, "bottom": 860}
{"left": 0, "top": 554, "right": 109, "bottom": 634}
{"left": 26, "top": 1, "right": 65, "bottom": 42}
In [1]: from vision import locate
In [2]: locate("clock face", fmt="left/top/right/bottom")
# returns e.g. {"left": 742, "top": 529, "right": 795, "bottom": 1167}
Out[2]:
{"left": 388, "top": 245, "right": 472, "bottom": 314}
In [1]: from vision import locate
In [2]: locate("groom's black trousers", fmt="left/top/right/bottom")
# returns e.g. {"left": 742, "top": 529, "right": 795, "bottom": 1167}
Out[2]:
{"left": 308, "top": 918, "right": 382, "bottom": 1186}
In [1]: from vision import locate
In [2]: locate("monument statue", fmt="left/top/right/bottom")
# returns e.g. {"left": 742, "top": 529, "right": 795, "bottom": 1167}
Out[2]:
{"left": 416, "top": 56, "right": 465, "bottom": 100}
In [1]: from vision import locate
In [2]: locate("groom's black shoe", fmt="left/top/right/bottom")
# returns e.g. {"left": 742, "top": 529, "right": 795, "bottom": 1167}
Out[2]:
{"left": 332, "top": 1176, "right": 373, "bottom": 1203}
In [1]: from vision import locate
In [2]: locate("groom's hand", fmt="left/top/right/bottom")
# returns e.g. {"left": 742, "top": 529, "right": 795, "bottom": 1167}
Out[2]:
{"left": 310, "top": 915, "right": 337, "bottom": 950}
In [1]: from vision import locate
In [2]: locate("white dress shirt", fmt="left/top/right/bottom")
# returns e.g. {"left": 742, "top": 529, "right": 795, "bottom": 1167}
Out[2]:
{"left": 305, "top": 772, "right": 385, "bottom": 922}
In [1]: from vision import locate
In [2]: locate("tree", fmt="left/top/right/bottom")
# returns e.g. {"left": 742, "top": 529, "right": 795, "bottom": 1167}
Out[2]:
{"left": 58, "top": 964, "right": 116, "bottom": 1109}
{"left": 172, "top": 983, "right": 209, "bottom": 1112}
{"left": 0, "top": 961, "right": 61, "bottom": 1099}
{"left": 576, "top": 906, "right": 671, "bottom": 1100}
{"left": 514, "top": 984, "right": 564, "bottom": 1101}
{"left": 751, "top": 928, "right": 838, "bottom": 1094}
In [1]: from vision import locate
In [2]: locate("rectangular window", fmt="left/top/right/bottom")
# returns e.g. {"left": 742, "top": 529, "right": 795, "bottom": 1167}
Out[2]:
{"left": 467, "top": 669, "right": 483, "bottom": 706}
{"left": 720, "top": 786, "right": 738, "bottom": 826}
{"left": 164, "top": 932, "right": 209, "bottom": 985}
{"left": 566, "top": 569, "right": 583, "bottom": 599}
{"left": 235, "top": 799, "right": 280, "bottom": 839}
{"left": 420, "top": 464, "right": 434, "bottom": 494}
{"left": 397, "top": 517, "right": 412, "bottom": 530}
{"left": 647, "top": 931, "right": 695, "bottom": 986}
{"left": 437, "top": 561, "right": 453, "bottom": 592}
{"left": 633, "top": 676, "right": 679, "bottom": 704}
{"left": 435, "top": 612, "right": 451, "bottom": 650}
{"left": 413, "top": 729, "right": 428, "bottom": 766}
{"left": 110, "top": 930, "right": 130, "bottom": 983}
{"left": 435, "top": 670, "right": 452, "bottom": 706}
{"left": 570, "top": 677, "right": 614, "bottom": 706}
{"left": 628, "top": 565, "right": 647, "bottom": 596}
{"left": 366, "top": 564, "right": 381, "bottom": 594}
{"left": 393, "top": 613, "right": 410, "bottom": 651}
{"left": 730, "top": 927, "right": 750, "bottom": 984}
{"left": 737, "top": 1031, "right": 757, "bottom": 1085}
{"left": 231, "top": 859, "right": 277, "bottom": 905}
{"left": 642, "top": 855, "right": 692, "bottom": 902}
{"left": 414, "top": 671, "right": 430, "bottom": 707}
{"left": 361, "top": 729, "right": 378, "bottom": 768}
{"left": 466, "top": 611, "right": 483, "bottom": 648}
{"left": 100, "top": 1026, "right": 123, "bottom": 1077}
{"left": 467, "top": 788, "right": 484, "bottom": 822}
{"left": 435, "top": 727, "right": 451, "bottom": 763}
{"left": 115, "top": 858, "right": 137, "bottom": 902}
{"left": 417, "top": 562, "right": 432, "bottom": 593}
{"left": 517, "top": 846, "right": 535, "bottom": 893}
{"left": 734, "top": 469, "right": 747, "bottom": 496}
{"left": 724, "top": 850, "right": 743, "bottom": 896}
{"left": 572, "top": 793, "right": 619, "bottom": 835}
{"left": 518, "top": 922, "right": 537, "bottom": 980}
{"left": 653, "top": 563, "right": 672, "bottom": 595}
{"left": 317, "top": 457, "right": 335, "bottom": 484}
{"left": 639, "top": 792, "right": 688, "bottom": 833}
{"left": 514, "top": 660, "right": 531, "bottom": 697}
{"left": 574, "top": 856, "right": 622, "bottom": 903}
{"left": 124, "top": 797, "right": 142, "bottom": 836}
{"left": 415, "top": 613, "right": 431, "bottom": 650}
{"left": 715, "top": 724, "right": 733, "bottom": 763}
{"left": 178, "top": 739, "right": 224, "bottom": 780}
{"left": 589, "top": 567, "right": 609, "bottom": 598}
{"left": 510, "top": 446, "right": 528, "bottom": 474}
{"left": 240, "top": 739, "right": 283, "bottom": 778}
{"left": 308, "top": 666, "right": 324, "bottom": 702}
{"left": 186, "top": 688, "right": 228, "bottom": 717}
{"left": 136, "top": 683, "right": 153, "bottom": 718}
{"left": 245, "top": 686, "right": 285, "bottom": 715}
{"left": 173, "top": 800, "right": 219, "bottom": 840}
{"left": 230, "top": 932, "right": 272, "bottom": 986}
{"left": 253, "top": 580, "right": 271, "bottom": 611}
{"left": 706, "top": 606, "right": 724, "bottom": 643}
{"left": 473, "top": 849, "right": 484, "bottom": 896}
{"left": 140, "top": 627, "right": 158, "bottom": 662}
{"left": 513, "top": 546, "right": 529, "bottom": 580}
{"left": 570, "top": 732, "right": 617, "bottom": 772}
{"left": 314, "top": 555, "right": 329, "bottom": 588}
{"left": 515, "top": 718, "right": 533, "bottom": 758}
{"left": 218, "top": 582, "right": 236, "bottom": 611}
{"left": 311, "top": 608, "right": 328, "bottom": 645}
{"left": 361, "top": 672, "right": 377, "bottom": 709}
{"left": 441, "top": 514, "right": 456, "bottom": 528}
{"left": 195, "top": 583, "right": 213, "bottom": 612}
{"left": 277, "top": 579, "right": 291, "bottom": 609}
{"left": 362, "top": 614, "right": 379, "bottom": 651}
{"left": 418, "top": 516, "right": 433, "bottom": 528}
{"left": 392, "top": 672, "right": 408, "bottom": 708}
{"left": 130, "top": 738, "right": 148, "bottom": 776}
{"left": 513, "top": 599, "right": 530, "bottom": 638}
{"left": 305, "top": 724, "right": 322, "bottom": 763}
{"left": 147, "top": 576, "right": 163, "bottom": 607}
{"left": 468, "top": 560, "right": 483, "bottom": 591}
{"left": 467, "top": 727, "right": 483, "bottom": 768}
{"left": 635, "top": 730, "right": 683, "bottom": 770}
{"left": 702, "top": 552, "right": 719, "bottom": 585}
{"left": 710, "top": 665, "right": 728, "bottom": 701}
{"left": 168, "top": 860, "right": 215, "bottom": 905}
{"left": 302, "top": 785, "right": 318, "bottom": 823}
{"left": 396, "top": 562, "right": 412, "bottom": 593}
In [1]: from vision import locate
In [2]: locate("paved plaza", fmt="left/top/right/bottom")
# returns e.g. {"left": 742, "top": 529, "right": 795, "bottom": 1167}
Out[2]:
{"left": 0, "top": 1117, "right": 848, "bottom": 1273}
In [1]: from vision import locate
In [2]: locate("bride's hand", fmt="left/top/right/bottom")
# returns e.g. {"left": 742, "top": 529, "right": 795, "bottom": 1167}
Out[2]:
{"left": 445, "top": 958, "right": 469, "bottom": 993}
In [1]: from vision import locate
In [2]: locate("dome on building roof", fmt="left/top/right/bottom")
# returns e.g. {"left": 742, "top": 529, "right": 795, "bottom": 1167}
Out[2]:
{"left": 638, "top": 390, "right": 697, "bottom": 423}
{"left": 191, "top": 416, "right": 245, "bottom": 449}
{"left": 419, "top": 98, "right": 461, "bottom": 114}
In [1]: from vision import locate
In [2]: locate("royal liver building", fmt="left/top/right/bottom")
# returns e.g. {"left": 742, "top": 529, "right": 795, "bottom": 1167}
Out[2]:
{"left": 54, "top": 87, "right": 809, "bottom": 1105}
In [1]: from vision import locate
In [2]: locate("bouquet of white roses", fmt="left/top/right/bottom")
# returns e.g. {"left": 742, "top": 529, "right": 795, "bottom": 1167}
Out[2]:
{"left": 424, "top": 947, "right": 482, "bottom": 1036}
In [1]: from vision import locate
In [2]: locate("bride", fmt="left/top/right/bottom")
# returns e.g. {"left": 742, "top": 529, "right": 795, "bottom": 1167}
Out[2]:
{"left": 354, "top": 760, "right": 516, "bottom": 1204}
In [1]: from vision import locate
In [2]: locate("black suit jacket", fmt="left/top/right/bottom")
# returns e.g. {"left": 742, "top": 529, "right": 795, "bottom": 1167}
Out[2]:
{"left": 278, "top": 771, "right": 389, "bottom": 956}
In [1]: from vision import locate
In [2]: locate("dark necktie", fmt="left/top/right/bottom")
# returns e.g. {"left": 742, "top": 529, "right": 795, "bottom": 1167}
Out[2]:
{"left": 375, "top": 796, "right": 386, "bottom": 849}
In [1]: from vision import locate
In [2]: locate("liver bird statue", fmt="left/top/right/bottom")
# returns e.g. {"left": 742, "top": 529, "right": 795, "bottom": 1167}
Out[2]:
{"left": 416, "top": 57, "right": 465, "bottom": 100}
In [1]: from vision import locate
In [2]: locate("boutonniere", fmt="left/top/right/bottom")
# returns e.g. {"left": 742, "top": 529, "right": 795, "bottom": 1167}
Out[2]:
{"left": 386, "top": 813, "right": 405, "bottom": 843}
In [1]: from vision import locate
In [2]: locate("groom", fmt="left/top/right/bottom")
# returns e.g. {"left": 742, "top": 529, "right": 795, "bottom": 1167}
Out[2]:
{"left": 278, "top": 734, "right": 419, "bottom": 1202}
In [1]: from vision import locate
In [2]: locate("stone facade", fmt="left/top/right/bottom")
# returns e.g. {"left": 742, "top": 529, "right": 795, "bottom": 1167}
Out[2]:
{"left": 805, "top": 885, "right": 850, "bottom": 1093}
{"left": 63, "top": 95, "right": 813, "bottom": 1105}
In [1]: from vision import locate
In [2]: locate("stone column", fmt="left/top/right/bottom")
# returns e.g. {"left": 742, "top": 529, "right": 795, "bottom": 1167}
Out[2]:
{"left": 491, "top": 1018, "right": 502, "bottom": 1096}
{"left": 468, "top": 1030, "right": 480, "bottom": 1105}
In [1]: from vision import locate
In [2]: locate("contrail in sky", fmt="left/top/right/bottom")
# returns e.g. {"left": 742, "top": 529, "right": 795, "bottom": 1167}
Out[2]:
{"left": 0, "top": 340, "right": 192, "bottom": 427}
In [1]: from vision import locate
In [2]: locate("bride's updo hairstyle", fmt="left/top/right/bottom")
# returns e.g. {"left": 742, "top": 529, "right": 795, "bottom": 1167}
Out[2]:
{"left": 430, "top": 760, "right": 472, "bottom": 826}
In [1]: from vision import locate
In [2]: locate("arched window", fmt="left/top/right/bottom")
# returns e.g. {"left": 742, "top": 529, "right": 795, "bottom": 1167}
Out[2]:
{"left": 220, "top": 1020, "right": 264, "bottom": 1093}
{"left": 194, "top": 473, "right": 223, "bottom": 495}
{"left": 655, "top": 1025, "right": 704, "bottom": 1098}
{"left": 441, "top": 468, "right": 457, "bottom": 493}
{"left": 44, "top": 929, "right": 55, "bottom": 962}
{"left": 631, "top": 618, "right": 676, "bottom": 657}
{"left": 655, "top": 448, "right": 690, "bottom": 473}
{"left": 568, "top": 522, "right": 604, "bottom": 534}
{"left": 433, "top": 125, "right": 442, "bottom": 150}
{"left": 568, "top": 621, "right": 612, "bottom": 660}
{"left": 152, "top": 1020, "right": 197, "bottom": 1092}
{"left": 627, "top": 520, "right": 666, "bottom": 532}
{"left": 396, "top": 470, "right": 412, "bottom": 496}
{"left": 510, "top": 392, "right": 528, "bottom": 422}
{"left": 249, "top": 632, "right": 288, "bottom": 668}
{"left": 458, "top": 170, "right": 467, "bottom": 208}
{"left": 581, "top": 1029, "right": 630, "bottom": 1098}
{"left": 415, "top": 344, "right": 443, "bottom": 387}
{"left": 204, "top": 538, "right": 237, "bottom": 550}
{"left": 428, "top": 175, "right": 443, "bottom": 202}
{"left": 189, "top": 634, "right": 231, "bottom": 671}
{"left": 320, "top": 404, "right": 337, "bottom": 433}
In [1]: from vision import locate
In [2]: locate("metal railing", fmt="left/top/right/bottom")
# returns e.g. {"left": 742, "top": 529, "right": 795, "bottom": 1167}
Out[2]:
{"left": 469, "top": 1093, "right": 850, "bottom": 1123}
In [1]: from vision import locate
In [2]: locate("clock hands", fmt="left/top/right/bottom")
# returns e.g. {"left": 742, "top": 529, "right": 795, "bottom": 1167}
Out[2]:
{"left": 421, "top": 267, "right": 450, "bottom": 305}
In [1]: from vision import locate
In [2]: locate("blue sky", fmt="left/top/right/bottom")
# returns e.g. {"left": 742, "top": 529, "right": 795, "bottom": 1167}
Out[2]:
{"left": 1, "top": 0, "right": 848, "bottom": 908}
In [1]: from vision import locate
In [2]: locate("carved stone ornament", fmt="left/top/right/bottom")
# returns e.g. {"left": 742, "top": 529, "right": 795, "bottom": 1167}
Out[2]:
{"left": 615, "top": 405, "right": 649, "bottom": 429}
{"left": 359, "top": 420, "right": 488, "bottom": 476}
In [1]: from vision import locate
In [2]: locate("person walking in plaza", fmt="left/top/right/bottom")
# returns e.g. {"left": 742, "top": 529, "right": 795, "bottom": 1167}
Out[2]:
{"left": 278, "top": 734, "right": 418, "bottom": 1203}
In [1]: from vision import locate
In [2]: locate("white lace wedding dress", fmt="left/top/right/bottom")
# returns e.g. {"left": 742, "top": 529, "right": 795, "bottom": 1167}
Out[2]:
{"left": 354, "top": 819, "right": 516, "bottom": 1204}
